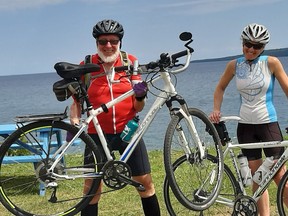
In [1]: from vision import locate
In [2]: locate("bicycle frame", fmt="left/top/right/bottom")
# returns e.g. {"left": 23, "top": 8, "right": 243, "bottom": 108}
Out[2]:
{"left": 219, "top": 116, "right": 288, "bottom": 205}
{"left": 48, "top": 48, "right": 202, "bottom": 176}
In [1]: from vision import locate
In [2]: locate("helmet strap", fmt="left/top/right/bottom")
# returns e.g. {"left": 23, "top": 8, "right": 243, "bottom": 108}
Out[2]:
{"left": 245, "top": 49, "right": 265, "bottom": 63}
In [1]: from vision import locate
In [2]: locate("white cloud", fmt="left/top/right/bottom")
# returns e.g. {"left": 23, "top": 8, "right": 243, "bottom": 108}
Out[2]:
{"left": 80, "top": 0, "right": 121, "bottom": 2}
{"left": 0, "top": 0, "right": 67, "bottom": 10}
{"left": 0, "top": 0, "right": 283, "bottom": 13}
{"left": 0, "top": 0, "right": 121, "bottom": 10}
{"left": 152, "top": 0, "right": 284, "bottom": 15}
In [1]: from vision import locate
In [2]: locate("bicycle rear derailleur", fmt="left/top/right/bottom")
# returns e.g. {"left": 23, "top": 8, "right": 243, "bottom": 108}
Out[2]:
{"left": 102, "top": 161, "right": 145, "bottom": 191}
{"left": 35, "top": 159, "right": 64, "bottom": 183}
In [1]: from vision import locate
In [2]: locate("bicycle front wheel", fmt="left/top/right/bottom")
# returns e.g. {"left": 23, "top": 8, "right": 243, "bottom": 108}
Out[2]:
{"left": 0, "top": 120, "right": 102, "bottom": 216}
{"left": 164, "top": 154, "right": 240, "bottom": 215}
{"left": 164, "top": 107, "right": 223, "bottom": 211}
{"left": 277, "top": 167, "right": 288, "bottom": 215}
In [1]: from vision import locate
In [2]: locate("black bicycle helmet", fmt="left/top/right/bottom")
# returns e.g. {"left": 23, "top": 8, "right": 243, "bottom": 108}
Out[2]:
{"left": 92, "top": 19, "right": 124, "bottom": 40}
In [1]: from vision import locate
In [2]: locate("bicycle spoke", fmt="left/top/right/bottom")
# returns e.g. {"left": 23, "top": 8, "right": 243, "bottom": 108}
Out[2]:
{"left": 164, "top": 108, "right": 223, "bottom": 211}
{"left": 164, "top": 155, "right": 239, "bottom": 215}
{"left": 0, "top": 121, "right": 102, "bottom": 216}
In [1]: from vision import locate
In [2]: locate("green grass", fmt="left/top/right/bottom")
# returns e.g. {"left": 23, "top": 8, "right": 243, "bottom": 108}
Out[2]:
{"left": 0, "top": 150, "right": 169, "bottom": 216}
{"left": 0, "top": 149, "right": 281, "bottom": 215}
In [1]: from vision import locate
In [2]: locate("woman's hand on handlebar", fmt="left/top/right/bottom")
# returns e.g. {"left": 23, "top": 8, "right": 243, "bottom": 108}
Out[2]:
{"left": 209, "top": 110, "right": 221, "bottom": 124}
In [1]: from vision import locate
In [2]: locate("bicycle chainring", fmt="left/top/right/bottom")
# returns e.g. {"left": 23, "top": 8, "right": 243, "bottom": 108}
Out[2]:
{"left": 102, "top": 161, "right": 132, "bottom": 190}
{"left": 233, "top": 195, "right": 258, "bottom": 216}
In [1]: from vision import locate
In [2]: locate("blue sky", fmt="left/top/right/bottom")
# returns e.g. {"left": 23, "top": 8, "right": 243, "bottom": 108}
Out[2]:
{"left": 0, "top": 0, "right": 287, "bottom": 76}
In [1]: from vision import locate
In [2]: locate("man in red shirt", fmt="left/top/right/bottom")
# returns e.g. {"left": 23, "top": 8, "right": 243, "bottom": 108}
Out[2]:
{"left": 69, "top": 19, "right": 161, "bottom": 216}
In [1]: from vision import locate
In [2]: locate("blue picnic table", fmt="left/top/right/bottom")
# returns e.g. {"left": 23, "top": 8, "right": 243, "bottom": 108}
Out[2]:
{"left": 0, "top": 123, "right": 63, "bottom": 196}
{"left": 0, "top": 124, "right": 18, "bottom": 139}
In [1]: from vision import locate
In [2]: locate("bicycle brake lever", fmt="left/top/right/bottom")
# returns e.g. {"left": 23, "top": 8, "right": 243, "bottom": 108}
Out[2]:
{"left": 159, "top": 53, "right": 171, "bottom": 68}
{"left": 172, "top": 63, "right": 184, "bottom": 68}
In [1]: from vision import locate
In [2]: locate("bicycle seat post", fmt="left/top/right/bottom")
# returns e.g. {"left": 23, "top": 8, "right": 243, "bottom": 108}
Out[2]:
{"left": 79, "top": 80, "right": 93, "bottom": 112}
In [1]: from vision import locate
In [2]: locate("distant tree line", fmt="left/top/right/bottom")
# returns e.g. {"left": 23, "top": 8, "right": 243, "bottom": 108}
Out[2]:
{"left": 192, "top": 48, "right": 288, "bottom": 63}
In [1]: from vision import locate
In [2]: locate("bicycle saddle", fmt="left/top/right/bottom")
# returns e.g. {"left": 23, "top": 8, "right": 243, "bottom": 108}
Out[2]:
{"left": 54, "top": 62, "right": 101, "bottom": 79}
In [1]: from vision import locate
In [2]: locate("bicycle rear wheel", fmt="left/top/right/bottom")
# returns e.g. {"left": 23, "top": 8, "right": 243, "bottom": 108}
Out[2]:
{"left": 164, "top": 154, "right": 240, "bottom": 215}
{"left": 164, "top": 107, "right": 223, "bottom": 211}
{"left": 0, "top": 120, "right": 102, "bottom": 216}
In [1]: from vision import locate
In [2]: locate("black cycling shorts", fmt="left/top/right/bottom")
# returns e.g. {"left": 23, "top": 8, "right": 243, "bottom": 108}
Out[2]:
{"left": 237, "top": 122, "right": 284, "bottom": 161}
{"left": 87, "top": 133, "right": 151, "bottom": 176}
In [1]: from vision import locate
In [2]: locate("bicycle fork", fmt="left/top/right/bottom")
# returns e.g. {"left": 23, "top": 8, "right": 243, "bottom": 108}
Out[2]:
{"left": 170, "top": 108, "right": 206, "bottom": 160}
{"left": 166, "top": 95, "right": 206, "bottom": 160}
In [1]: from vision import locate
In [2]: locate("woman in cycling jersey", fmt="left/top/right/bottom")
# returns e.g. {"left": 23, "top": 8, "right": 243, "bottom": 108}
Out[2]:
{"left": 210, "top": 23, "right": 288, "bottom": 215}
{"left": 69, "top": 19, "right": 161, "bottom": 216}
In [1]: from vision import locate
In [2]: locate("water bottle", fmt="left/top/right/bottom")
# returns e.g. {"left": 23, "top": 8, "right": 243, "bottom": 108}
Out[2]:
{"left": 252, "top": 156, "right": 274, "bottom": 185}
{"left": 120, "top": 116, "right": 139, "bottom": 142}
{"left": 237, "top": 154, "right": 252, "bottom": 187}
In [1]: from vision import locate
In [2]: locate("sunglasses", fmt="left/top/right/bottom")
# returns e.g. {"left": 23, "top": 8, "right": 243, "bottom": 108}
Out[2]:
{"left": 97, "top": 39, "right": 120, "bottom": 45}
{"left": 243, "top": 41, "right": 264, "bottom": 50}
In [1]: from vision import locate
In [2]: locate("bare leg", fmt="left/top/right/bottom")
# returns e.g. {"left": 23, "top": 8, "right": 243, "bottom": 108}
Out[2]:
{"left": 249, "top": 159, "right": 270, "bottom": 216}
{"left": 81, "top": 179, "right": 102, "bottom": 216}
{"left": 133, "top": 174, "right": 161, "bottom": 216}
{"left": 82, "top": 179, "right": 102, "bottom": 204}
{"left": 273, "top": 164, "right": 288, "bottom": 206}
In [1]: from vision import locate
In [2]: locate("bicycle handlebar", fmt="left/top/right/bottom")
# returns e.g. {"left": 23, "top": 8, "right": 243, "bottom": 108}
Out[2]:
{"left": 112, "top": 31, "right": 194, "bottom": 75}
{"left": 55, "top": 31, "right": 194, "bottom": 80}
{"left": 142, "top": 46, "right": 193, "bottom": 73}
{"left": 171, "top": 49, "right": 192, "bottom": 61}
{"left": 113, "top": 31, "right": 194, "bottom": 75}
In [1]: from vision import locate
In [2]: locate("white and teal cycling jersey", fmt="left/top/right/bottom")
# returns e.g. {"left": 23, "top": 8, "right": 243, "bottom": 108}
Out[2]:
{"left": 235, "top": 56, "right": 277, "bottom": 124}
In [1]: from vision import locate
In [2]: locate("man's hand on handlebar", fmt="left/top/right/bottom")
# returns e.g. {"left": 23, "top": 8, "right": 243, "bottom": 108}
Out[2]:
{"left": 133, "top": 81, "right": 148, "bottom": 101}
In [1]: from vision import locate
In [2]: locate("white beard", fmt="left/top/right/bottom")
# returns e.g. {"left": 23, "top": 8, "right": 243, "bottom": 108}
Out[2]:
{"left": 97, "top": 45, "right": 120, "bottom": 63}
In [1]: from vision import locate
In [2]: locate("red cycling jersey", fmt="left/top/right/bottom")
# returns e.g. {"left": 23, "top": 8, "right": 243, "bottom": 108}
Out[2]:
{"left": 80, "top": 53, "right": 141, "bottom": 134}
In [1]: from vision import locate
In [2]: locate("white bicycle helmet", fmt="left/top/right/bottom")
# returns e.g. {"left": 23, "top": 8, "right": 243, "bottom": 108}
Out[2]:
{"left": 241, "top": 23, "right": 270, "bottom": 44}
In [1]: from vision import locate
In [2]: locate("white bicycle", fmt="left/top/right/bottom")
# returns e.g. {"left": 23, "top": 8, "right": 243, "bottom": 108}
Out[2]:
{"left": 0, "top": 32, "right": 223, "bottom": 216}
{"left": 165, "top": 116, "right": 288, "bottom": 215}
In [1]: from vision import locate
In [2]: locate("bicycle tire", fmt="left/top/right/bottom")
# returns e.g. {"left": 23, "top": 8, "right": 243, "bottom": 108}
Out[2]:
{"left": 277, "top": 168, "right": 288, "bottom": 215}
{"left": 164, "top": 107, "right": 223, "bottom": 211}
{"left": 0, "top": 120, "right": 102, "bottom": 216}
{"left": 164, "top": 154, "right": 240, "bottom": 215}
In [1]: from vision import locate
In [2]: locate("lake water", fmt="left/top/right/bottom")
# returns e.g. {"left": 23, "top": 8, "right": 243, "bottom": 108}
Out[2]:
{"left": 1, "top": 57, "right": 288, "bottom": 149}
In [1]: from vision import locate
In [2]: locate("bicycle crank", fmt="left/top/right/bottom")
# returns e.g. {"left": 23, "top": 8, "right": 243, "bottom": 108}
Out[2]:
{"left": 102, "top": 161, "right": 145, "bottom": 191}
{"left": 233, "top": 195, "right": 258, "bottom": 216}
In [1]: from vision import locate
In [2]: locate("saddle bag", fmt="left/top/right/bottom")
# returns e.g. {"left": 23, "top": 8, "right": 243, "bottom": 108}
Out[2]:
{"left": 53, "top": 79, "right": 80, "bottom": 101}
